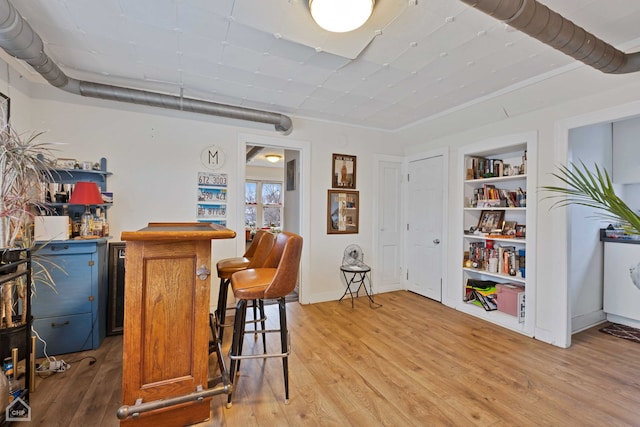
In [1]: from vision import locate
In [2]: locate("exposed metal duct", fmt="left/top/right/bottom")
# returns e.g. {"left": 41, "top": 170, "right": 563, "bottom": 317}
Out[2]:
{"left": 0, "top": 0, "right": 293, "bottom": 134}
{"left": 460, "top": 0, "right": 640, "bottom": 74}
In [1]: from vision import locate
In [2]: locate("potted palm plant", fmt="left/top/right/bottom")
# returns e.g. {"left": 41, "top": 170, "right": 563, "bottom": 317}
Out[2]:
{"left": 0, "top": 122, "right": 56, "bottom": 351}
{"left": 542, "top": 161, "right": 640, "bottom": 235}
{"left": 543, "top": 162, "right": 640, "bottom": 291}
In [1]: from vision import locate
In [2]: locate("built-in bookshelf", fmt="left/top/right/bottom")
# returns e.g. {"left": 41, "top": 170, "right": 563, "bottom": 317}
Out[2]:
{"left": 457, "top": 133, "right": 537, "bottom": 336}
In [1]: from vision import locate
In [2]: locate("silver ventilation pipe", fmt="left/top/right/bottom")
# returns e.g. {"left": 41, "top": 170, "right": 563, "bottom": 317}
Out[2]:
{"left": 460, "top": 0, "right": 640, "bottom": 74}
{"left": 0, "top": 0, "right": 293, "bottom": 134}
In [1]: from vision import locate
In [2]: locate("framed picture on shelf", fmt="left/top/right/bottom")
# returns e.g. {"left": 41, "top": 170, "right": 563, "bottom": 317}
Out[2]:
{"left": 332, "top": 153, "right": 356, "bottom": 189}
{"left": 502, "top": 220, "right": 517, "bottom": 236}
{"left": 327, "top": 190, "right": 359, "bottom": 234}
{"left": 477, "top": 210, "right": 505, "bottom": 233}
{"left": 515, "top": 224, "right": 526, "bottom": 238}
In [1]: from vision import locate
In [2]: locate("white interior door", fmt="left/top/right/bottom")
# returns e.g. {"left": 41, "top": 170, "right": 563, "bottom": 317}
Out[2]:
{"left": 406, "top": 155, "right": 443, "bottom": 301}
{"left": 376, "top": 160, "right": 403, "bottom": 292}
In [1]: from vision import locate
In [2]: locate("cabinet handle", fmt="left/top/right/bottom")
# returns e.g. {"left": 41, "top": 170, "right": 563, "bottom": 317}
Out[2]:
{"left": 50, "top": 245, "right": 69, "bottom": 251}
{"left": 51, "top": 321, "right": 70, "bottom": 328}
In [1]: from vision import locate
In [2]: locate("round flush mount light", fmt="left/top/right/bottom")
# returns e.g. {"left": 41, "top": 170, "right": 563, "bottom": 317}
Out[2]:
{"left": 265, "top": 154, "right": 282, "bottom": 163}
{"left": 309, "top": 0, "right": 375, "bottom": 33}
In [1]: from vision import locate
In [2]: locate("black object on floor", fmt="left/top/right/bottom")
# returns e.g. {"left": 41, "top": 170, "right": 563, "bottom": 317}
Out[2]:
{"left": 599, "top": 323, "right": 640, "bottom": 344}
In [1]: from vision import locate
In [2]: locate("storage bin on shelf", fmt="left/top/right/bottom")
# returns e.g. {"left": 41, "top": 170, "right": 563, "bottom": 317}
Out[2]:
{"left": 496, "top": 283, "right": 525, "bottom": 319}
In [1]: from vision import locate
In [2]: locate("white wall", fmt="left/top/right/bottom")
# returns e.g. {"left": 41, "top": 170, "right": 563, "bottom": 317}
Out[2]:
{"left": 1, "top": 59, "right": 412, "bottom": 310}
{"left": 283, "top": 149, "right": 301, "bottom": 235}
{"left": 567, "top": 123, "right": 612, "bottom": 332}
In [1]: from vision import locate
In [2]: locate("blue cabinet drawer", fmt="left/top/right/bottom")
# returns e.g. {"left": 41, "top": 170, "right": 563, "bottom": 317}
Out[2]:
{"left": 32, "top": 252, "right": 93, "bottom": 317}
{"left": 33, "top": 313, "right": 93, "bottom": 357}
{"left": 36, "top": 241, "right": 99, "bottom": 255}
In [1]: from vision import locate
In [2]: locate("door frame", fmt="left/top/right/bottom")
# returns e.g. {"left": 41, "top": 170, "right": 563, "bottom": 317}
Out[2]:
{"left": 552, "top": 100, "right": 640, "bottom": 348}
{"left": 404, "top": 147, "right": 450, "bottom": 305}
{"left": 237, "top": 132, "right": 311, "bottom": 303}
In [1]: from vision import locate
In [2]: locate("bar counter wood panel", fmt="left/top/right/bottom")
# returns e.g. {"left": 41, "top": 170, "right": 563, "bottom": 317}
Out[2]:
{"left": 120, "top": 223, "right": 235, "bottom": 426}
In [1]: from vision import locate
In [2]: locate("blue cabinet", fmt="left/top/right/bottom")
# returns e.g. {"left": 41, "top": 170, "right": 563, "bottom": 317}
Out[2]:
{"left": 32, "top": 239, "right": 108, "bottom": 357}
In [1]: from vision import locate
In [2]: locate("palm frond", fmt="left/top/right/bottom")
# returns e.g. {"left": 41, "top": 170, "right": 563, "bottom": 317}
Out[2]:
{"left": 541, "top": 161, "right": 640, "bottom": 235}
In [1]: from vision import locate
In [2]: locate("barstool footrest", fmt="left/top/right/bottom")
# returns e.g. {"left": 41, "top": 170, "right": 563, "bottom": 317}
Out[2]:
{"left": 228, "top": 331, "right": 291, "bottom": 361}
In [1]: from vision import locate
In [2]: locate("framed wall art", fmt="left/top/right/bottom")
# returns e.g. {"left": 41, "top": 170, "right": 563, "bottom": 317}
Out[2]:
{"left": 286, "top": 158, "right": 296, "bottom": 191}
{"left": 0, "top": 92, "right": 9, "bottom": 129}
{"left": 332, "top": 153, "right": 356, "bottom": 189}
{"left": 327, "top": 190, "right": 359, "bottom": 234}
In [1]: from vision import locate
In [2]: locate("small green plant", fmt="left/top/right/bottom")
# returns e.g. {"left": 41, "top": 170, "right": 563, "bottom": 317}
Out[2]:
{"left": 1, "top": 123, "right": 58, "bottom": 328}
{"left": 542, "top": 161, "right": 640, "bottom": 235}
{"left": 0, "top": 126, "right": 57, "bottom": 247}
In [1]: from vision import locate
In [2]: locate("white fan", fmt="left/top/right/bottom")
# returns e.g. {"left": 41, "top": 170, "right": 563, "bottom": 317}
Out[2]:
{"left": 342, "top": 244, "right": 369, "bottom": 269}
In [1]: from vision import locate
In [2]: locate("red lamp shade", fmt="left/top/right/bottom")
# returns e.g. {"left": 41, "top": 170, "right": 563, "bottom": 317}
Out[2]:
{"left": 69, "top": 181, "right": 104, "bottom": 205}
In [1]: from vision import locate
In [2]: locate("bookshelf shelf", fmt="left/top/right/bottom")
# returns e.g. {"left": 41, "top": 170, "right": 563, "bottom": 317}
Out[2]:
{"left": 457, "top": 133, "right": 537, "bottom": 336}
{"left": 464, "top": 174, "right": 527, "bottom": 185}
{"left": 463, "top": 207, "right": 527, "bottom": 211}
{"left": 462, "top": 267, "right": 526, "bottom": 284}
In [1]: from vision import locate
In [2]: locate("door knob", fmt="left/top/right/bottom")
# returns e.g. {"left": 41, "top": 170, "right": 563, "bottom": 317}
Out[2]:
{"left": 433, "top": 238, "right": 440, "bottom": 244}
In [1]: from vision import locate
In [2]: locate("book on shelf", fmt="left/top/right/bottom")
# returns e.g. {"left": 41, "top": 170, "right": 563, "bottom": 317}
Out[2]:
{"left": 468, "top": 156, "right": 505, "bottom": 180}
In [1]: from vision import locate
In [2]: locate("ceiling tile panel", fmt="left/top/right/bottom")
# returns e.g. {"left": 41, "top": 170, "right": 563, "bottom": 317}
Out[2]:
{"left": 220, "top": 44, "right": 264, "bottom": 72}
{"left": 177, "top": 2, "right": 231, "bottom": 39}
{"left": 117, "top": 0, "right": 177, "bottom": 29}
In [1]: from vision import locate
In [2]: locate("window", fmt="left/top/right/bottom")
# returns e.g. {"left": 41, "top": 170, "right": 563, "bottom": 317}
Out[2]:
{"left": 245, "top": 180, "right": 282, "bottom": 228}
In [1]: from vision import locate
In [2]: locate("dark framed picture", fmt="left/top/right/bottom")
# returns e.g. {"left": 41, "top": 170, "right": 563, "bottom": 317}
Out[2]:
{"left": 286, "top": 159, "right": 296, "bottom": 191}
{"left": 0, "top": 92, "right": 9, "bottom": 129}
{"left": 477, "top": 210, "right": 505, "bottom": 233}
{"left": 327, "top": 190, "right": 359, "bottom": 234}
{"left": 515, "top": 224, "right": 526, "bottom": 238}
{"left": 502, "top": 220, "right": 517, "bottom": 236}
{"left": 332, "top": 153, "right": 356, "bottom": 189}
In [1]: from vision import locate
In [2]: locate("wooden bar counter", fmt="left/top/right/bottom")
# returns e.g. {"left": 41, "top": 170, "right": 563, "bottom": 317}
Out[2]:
{"left": 119, "top": 222, "right": 235, "bottom": 426}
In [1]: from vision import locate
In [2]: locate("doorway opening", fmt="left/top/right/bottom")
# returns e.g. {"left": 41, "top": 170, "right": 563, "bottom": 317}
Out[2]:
{"left": 237, "top": 133, "right": 310, "bottom": 304}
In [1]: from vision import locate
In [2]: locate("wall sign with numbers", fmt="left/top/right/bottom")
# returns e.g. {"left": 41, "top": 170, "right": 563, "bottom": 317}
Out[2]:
{"left": 197, "top": 171, "right": 228, "bottom": 226}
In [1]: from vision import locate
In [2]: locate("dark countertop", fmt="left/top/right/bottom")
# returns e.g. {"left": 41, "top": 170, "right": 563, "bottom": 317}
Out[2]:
{"left": 600, "top": 229, "right": 640, "bottom": 244}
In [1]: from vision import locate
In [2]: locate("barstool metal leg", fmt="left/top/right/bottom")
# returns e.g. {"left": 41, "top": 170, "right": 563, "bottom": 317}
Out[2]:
{"left": 216, "top": 277, "right": 230, "bottom": 342}
{"left": 259, "top": 299, "right": 267, "bottom": 353}
{"left": 227, "top": 299, "right": 247, "bottom": 407}
{"left": 278, "top": 297, "right": 290, "bottom": 404}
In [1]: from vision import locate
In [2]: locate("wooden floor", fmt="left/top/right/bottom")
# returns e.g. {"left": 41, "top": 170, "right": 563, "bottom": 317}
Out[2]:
{"left": 26, "top": 291, "right": 640, "bottom": 426}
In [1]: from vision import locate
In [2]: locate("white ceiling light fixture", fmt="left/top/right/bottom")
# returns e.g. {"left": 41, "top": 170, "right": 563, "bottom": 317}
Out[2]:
{"left": 309, "top": 0, "right": 375, "bottom": 33}
{"left": 265, "top": 154, "right": 282, "bottom": 163}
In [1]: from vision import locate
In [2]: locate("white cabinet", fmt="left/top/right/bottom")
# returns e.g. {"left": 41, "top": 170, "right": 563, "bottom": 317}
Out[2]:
{"left": 456, "top": 133, "right": 537, "bottom": 336}
{"left": 613, "top": 118, "right": 640, "bottom": 184}
{"left": 603, "top": 242, "right": 640, "bottom": 328}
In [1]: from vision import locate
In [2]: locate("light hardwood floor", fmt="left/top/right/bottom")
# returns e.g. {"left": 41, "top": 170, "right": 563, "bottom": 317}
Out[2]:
{"left": 27, "top": 291, "right": 640, "bottom": 426}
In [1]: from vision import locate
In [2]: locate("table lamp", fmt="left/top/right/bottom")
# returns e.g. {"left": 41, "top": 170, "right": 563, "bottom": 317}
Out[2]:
{"left": 69, "top": 181, "right": 104, "bottom": 237}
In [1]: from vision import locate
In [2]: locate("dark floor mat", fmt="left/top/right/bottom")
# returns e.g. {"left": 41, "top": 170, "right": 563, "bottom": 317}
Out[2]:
{"left": 600, "top": 323, "right": 640, "bottom": 344}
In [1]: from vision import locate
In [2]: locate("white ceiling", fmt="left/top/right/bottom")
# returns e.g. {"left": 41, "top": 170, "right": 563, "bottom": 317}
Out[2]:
{"left": 8, "top": 0, "right": 640, "bottom": 131}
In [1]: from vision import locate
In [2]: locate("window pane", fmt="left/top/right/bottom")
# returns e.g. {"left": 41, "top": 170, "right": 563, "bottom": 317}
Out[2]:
{"left": 245, "top": 182, "right": 257, "bottom": 204}
{"left": 245, "top": 206, "right": 257, "bottom": 227}
{"left": 261, "top": 183, "right": 282, "bottom": 205}
{"left": 263, "top": 207, "right": 281, "bottom": 227}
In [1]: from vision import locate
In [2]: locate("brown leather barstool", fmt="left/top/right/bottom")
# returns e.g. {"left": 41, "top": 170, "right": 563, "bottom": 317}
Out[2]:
{"left": 214, "top": 230, "right": 274, "bottom": 343}
{"left": 227, "top": 231, "right": 303, "bottom": 406}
